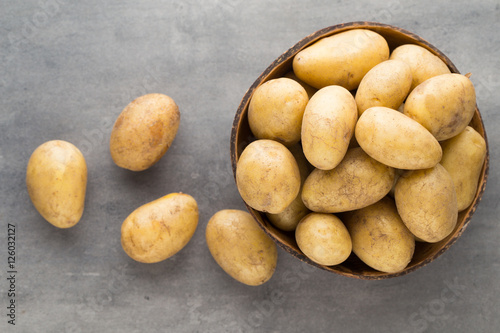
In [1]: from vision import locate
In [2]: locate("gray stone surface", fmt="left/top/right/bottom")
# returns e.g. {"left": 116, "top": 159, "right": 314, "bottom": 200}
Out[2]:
{"left": 1, "top": 1, "right": 499, "bottom": 332}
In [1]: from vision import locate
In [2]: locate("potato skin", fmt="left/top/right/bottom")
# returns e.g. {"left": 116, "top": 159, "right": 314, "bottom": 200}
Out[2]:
{"left": 301, "top": 147, "right": 395, "bottom": 213}
{"left": 301, "top": 85, "right": 358, "bottom": 170}
{"left": 236, "top": 139, "right": 301, "bottom": 214}
{"left": 206, "top": 209, "right": 277, "bottom": 286}
{"left": 343, "top": 196, "right": 415, "bottom": 274}
{"left": 293, "top": 29, "right": 389, "bottom": 90}
{"left": 110, "top": 93, "right": 180, "bottom": 171}
{"left": 121, "top": 193, "right": 199, "bottom": 263}
{"left": 403, "top": 73, "right": 476, "bottom": 141}
{"left": 355, "top": 106, "right": 442, "bottom": 170}
{"left": 394, "top": 164, "right": 458, "bottom": 243}
{"left": 390, "top": 44, "right": 451, "bottom": 91}
{"left": 26, "top": 140, "right": 87, "bottom": 228}
{"left": 295, "top": 213, "right": 352, "bottom": 266}
{"left": 440, "top": 126, "right": 486, "bottom": 211}
{"left": 355, "top": 59, "right": 412, "bottom": 116}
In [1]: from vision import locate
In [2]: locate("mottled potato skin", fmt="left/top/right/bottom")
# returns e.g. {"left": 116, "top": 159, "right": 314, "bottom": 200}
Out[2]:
{"left": 355, "top": 59, "right": 412, "bottom": 116}
{"left": 206, "top": 210, "right": 277, "bottom": 286}
{"left": 394, "top": 164, "right": 458, "bottom": 243}
{"left": 301, "top": 147, "right": 395, "bottom": 213}
{"left": 440, "top": 126, "right": 487, "bottom": 211}
{"left": 403, "top": 73, "right": 476, "bottom": 141}
{"left": 390, "top": 44, "right": 451, "bottom": 91}
{"left": 121, "top": 193, "right": 199, "bottom": 263}
{"left": 26, "top": 140, "right": 87, "bottom": 228}
{"left": 343, "top": 197, "right": 415, "bottom": 274}
{"left": 355, "top": 106, "right": 442, "bottom": 170}
{"left": 301, "top": 85, "right": 358, "bottom": 170}
{"left": 248, "top": 78, "right": 309, "bottom": 146}
{"left": 293, "top": 29, "right": 389, "bottom": 90}
{"left": 295, "top": 213, "right": 352, "bottom": 266}
{"left": 236, "top": 139, "right": 301, "bottom": 214}
{"left": 110, "top": 93, "right": 180, "bottom": 171}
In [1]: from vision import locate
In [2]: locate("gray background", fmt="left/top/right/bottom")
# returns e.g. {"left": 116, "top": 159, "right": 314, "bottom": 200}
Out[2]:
{"left": 1, "top": 1, "right": 499, "bottom": 332}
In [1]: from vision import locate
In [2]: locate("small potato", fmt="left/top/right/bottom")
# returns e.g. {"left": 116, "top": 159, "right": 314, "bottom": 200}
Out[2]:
{"left": 301, "top": 85, "right": 358, "bottom": 170}
{"left": 394, "top": 164, "right": 458, "bottom": 243}
{"left": 248, "top": 78, "right": 309, "bottom": 146}
{"left": 295, "top": 213, "right": 352, "bottom": 266}
{"left": 355, "top": 106, "right": 442, "bottom": 170}
{"left": 236, "top": 139, "right": 301, "bottom": 214}
{"left": 121, "top": 193, "right": 199, "bottom": 263}
{"left": 302, "top": 147, "right": 395, "bottom": 213}
{"left": 343, "top": 196, "right": 415, "bottom": 274}
{"left": 390, "top": 44, "right": 451, "bottom": 91}
{"left": 293, "top": 29, "right": 389, "bottom": 90}
{"left": 206, "top": 209, "right": 277, "bottom": 286}
{"left": 355, "top": 59, "right": 412, "bottom": 116}
{"left": 26, "top": 140, "right": 87, "bottom": 228}
{"left": 440, "top": 126, "right": 487, "bottom": 211}
{"left": 403, "top": 73, "right": 476, "bottom": 141}
{"left": 110, "top": 93, "right": 180, "bottom": 171}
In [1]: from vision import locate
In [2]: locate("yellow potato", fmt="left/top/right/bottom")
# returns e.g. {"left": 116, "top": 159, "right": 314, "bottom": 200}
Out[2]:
{"left": 394, "top": 164, "right": 458, "bottom": 243}
{"left": 301, "top": 85, "right": 358, "bottom": 170}
{"left": 293, "top": 29, "right": 389, "bottom": 90}
{"left": 206, "top": 209, "right": 277, "bottom": 286}
{"left": 355, "top": 59, "right": 412, "bottom": 116}
{"left": 390, "top": 44, "right": 451, "bottom": 91}
{"left": 284, "top": 71, "right": 318, "bottom": 99}
{"left": 403, "top": 73, "right": 476, "bottom": 141}
{"left": 440, "top": 126, "right": 487, "bottom": 211}
{"left": 236, "top": 139, "right": 301, "bottom": 214}
{"left": 343, "top": 196, "right": 415, "bottom": 273}
{"left": 26, "top": 140, "right": 87, "bottom": 228}
{"left": 295, "top": 212, "right": 352, "bottom": 266}
{"left": 110, "top": 93, "right": 180, "bottom": 171}
{"left": 355, "top": 106, "right": 442, "bottom": 170}
{"left": 121, "top": 193, "right": 199, "bottom": 263}
{"left": 301, "top": 147, "right": 395, "bottom": 213}
{"left": 248, "top": 78, "right": 309, "bottom": 146}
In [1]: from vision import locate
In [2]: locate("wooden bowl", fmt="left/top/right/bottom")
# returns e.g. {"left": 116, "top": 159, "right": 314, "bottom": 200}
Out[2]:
{"left": 230, "top": 21, "right": 489, "bottom": 280}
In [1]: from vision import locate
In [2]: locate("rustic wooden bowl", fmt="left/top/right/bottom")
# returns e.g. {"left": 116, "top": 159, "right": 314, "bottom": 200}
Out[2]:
{"left": 230, "top": 21, "right": 489, "bottom": 280}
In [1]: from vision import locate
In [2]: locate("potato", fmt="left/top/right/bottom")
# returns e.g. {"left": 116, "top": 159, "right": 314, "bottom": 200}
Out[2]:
{"left": 355, "top": 59, "right": 412, "bottom": 116}
{"left": 295, "top": 213, "right": 352, "bottom": 266}
{"left": 355, "top": 106, "right": 442, "bottom": 170}
{"left": 440, "top": 126, "right": 487, "bottom": 211}
{"left": 293, "top": 29, "right": 389, "bottom": 90}
{"left": 206, "top": 209, "right": 277, "bottom": 286}
{"left": 342, "top": 196, "right": 415, "bottom": 273}
{"left": 26, "top": 140, "right": 87, "bottom": 228}
{"left": 394, "top": 164, "right": 458, "bottom": 243}
{"left": 121, "top": 193, "right": 198, "bottom": 263}
{"left": 284, "top": 71, "right": 318, "bottom": 99}
{"left": 236, "top": 139, "right": 300, "bottom": 214}
{"left": 110, "top": 93, "right": 180, "bottom": 171}
{"left": 301, "top": 147, "right": 395, "bottom": 213}
{"left": 403, "top": 73, "right": 476, "bottom": 141}
{"left": 301, "top": 85, "right": 358, "bottom": 170}
{"left": 389, "top": 44, "right": 451, "bottom": 91}
{"left": 248, "top": 78, "right": 309, "bottom": 146}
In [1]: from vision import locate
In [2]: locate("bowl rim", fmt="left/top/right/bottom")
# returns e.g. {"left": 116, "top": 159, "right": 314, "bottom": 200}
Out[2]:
{"left": 230, "top": 21, "right": 490, "bottom": 280}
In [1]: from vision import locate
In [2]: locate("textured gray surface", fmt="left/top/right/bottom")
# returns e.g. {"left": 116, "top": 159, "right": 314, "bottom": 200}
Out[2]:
{"left": 1, "top": 1, "right": 499, "bottom": 332}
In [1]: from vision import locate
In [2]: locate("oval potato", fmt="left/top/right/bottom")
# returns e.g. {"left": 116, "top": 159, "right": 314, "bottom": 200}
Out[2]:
{"left": 26, "top": 140, "right": 87, "bottom": 228}
{"left": 301, "top": 147, "right": 395, "bottom": 213}
{"left": 301, "top": 85, "right": 358, "bottom": 170}
{"left": 293, "top": 29, "right": 389, "bottom": 90}
{"left": 355, "top": 106, "right": 442, "bottom": 170}
{"left": 206, "top": 209, "right": 277, "bottom": 286}
{"left": 394, "top": 164, "right": 458, "bottom": 243}
{"left": 110, "top": 93, "right": 180, "bottom": 171}
{"left": 121, "top": 193, "right": 199, "bottom": 263}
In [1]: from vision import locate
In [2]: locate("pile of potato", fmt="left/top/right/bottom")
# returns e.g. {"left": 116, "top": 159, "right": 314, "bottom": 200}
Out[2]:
{"left": 236, "top": 29, "right": 486, "bottom": 274}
